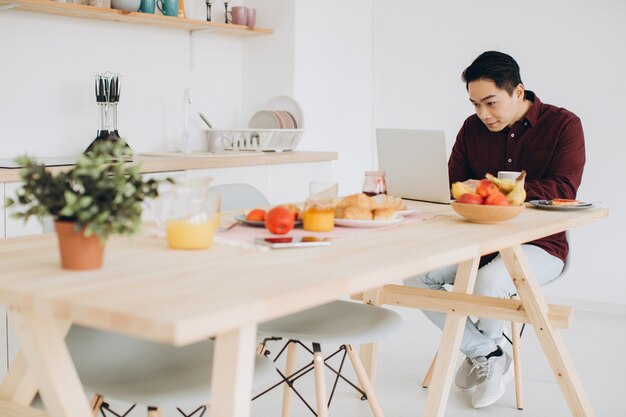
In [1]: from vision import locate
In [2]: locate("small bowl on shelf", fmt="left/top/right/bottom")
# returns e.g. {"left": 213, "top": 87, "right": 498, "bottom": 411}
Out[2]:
{"left": 450, "top": 202, "right": 524, "bottom": 224}
{"left": 111, "top": 0, "right": 140, "bottom": 11}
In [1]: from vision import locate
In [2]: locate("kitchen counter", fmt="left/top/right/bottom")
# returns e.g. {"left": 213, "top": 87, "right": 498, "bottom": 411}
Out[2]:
{"left": 0, "top": 151, "right": 338, "bottom": 183}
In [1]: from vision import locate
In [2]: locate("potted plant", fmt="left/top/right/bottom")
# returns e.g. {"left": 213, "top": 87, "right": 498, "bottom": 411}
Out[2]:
{"left": 5, "top": 141, "right": 171, "bottom": 270}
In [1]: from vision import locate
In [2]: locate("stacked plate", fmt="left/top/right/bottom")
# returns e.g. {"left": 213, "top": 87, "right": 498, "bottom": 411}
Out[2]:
{"left": 249, "top": 110, "right": 298, "bottom": 129}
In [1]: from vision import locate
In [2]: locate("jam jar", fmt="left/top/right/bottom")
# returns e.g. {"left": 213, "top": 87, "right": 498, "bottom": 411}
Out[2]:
{"left": 362, "top": 171, "right": 387, "bottom": 196}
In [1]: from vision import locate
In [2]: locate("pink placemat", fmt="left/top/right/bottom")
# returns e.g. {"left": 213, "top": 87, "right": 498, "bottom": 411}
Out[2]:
{"left": 215, "top": 211, "right": 436, "bottom": 249}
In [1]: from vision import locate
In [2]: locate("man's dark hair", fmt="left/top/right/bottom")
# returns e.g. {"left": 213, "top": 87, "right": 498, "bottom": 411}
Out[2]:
{"left": 462, "top": 51, "right": 523, "bottom": 95}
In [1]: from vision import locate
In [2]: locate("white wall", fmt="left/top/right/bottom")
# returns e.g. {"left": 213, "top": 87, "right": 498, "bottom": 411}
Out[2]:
{"left": 374, "top": 0, "right": 626, "bottom": 306}
{"left": 292, "top": 0, "right": 374, "bottom": 195}
{"left": 0, "top": 5, "right": 245, "bottom": 157}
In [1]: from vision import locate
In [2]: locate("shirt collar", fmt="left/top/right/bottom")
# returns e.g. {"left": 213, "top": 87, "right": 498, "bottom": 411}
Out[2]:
{"left": 523, "top": 90, "right": 540, "bottom": 127}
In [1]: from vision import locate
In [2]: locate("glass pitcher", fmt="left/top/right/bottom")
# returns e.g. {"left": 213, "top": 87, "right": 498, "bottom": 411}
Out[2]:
{"left": 156, "top": 178, "right": 219, "bottom": 250}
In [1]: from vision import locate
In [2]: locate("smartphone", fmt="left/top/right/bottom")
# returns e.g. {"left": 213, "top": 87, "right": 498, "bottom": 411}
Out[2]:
{"left": 255, "top": 236, "right": 332, "bottom": 249}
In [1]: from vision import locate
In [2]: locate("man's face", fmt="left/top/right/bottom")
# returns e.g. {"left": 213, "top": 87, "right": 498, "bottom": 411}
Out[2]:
{"left": 468, "top": 79, "right": 524, "bottom": 132}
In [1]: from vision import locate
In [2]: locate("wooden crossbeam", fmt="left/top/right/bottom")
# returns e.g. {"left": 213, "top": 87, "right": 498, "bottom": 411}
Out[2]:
{"left": 353, "top": 284, "right": 572, "bottom": 328}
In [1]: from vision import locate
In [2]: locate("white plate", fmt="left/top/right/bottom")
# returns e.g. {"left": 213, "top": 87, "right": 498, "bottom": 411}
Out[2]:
{"left": 265, "top": 96, "right": 304, "bottom": 128}
{"left": 248, "top": 111, "right": 280, "bottom": 129}
{"left": 334, "top": 217, "right": 403, "bottom": 228}
{"left": 234, "top": 214, "right": 302, "bottom": 227}
{"left": 396, "top": 209, "right": 420, "bottom": 217}
{"left": 528, "top": 200, "right": 594, "bottom": 211}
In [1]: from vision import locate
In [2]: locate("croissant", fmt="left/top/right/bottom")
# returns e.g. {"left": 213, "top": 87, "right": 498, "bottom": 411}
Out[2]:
{"left": 373, "top": 208, "right": 397, "bottom": 220}
{"left": 337, "top": 193, "right": 375, "bottom": 210}
{"left": 371, "top": 194, "right": 407, "bottom": 210}
{"left": 341, "top": 206, "right": 374, "bottom": 220}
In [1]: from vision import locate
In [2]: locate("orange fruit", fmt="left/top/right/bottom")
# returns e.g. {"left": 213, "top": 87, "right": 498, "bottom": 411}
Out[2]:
{"left": 246, "top": 209, "right": 266, "bottom": 222}
{"left": 265, "top": 206, "right": 295, "bottom": 235}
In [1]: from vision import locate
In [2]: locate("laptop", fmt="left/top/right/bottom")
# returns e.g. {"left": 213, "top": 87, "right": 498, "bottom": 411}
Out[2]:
{"left": 376, "top": 128, "right": 452, "bottom": 204}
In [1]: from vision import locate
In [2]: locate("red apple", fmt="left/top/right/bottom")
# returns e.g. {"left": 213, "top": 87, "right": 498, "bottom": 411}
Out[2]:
{"left": 476, "top": 179, "right": 499, "bottom": 198}
{"left": 265, "top": 206, "right": 295, "bottom": 235}
{"left": 484, "top": 192, "right": 510, "bottom": 206}
{"left": 458, "top": 193, "right": 484, "bottom": 205}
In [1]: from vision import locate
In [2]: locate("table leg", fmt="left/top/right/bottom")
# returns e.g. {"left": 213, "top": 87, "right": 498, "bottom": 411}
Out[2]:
{"left": 211, "top": 323, "right": 258, "bottom": 417}
{"left": 500, "top": 245, "right": 596, "bottom": 417}
{"left": 9, "top": 312, "right": 92, "bottom": 417}
{"left": 359, "top": 287, "right": 383, "bottom": 386}
{"left": 0, "top": 320, "right": 71, "bottom": 405}
{"left": 423, "top": 257, "right": 480, "bottom": 417}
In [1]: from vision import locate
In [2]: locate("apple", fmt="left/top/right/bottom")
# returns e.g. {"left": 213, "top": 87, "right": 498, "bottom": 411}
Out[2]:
{"left": 476, "top": 179, "right": 499, "bottom": 198}
{"left": 280, "top": 204, "right": 302, "bottom": 221}
{"left": 485, "top": 192, "right": 510, "bottom": 206}
{"left": 458, "top": 193, "right": 484, "bottom": 205}
{"left": 265, "top": 206, "right": 295, "bottom": 235}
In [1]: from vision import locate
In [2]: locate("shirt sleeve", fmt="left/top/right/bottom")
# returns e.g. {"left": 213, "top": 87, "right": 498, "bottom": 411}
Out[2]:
{"left": 525, "top": 116, "right": 586, "bottom": 200}
{"left": 448, "top": 121, "right": 473, "bottom": 185}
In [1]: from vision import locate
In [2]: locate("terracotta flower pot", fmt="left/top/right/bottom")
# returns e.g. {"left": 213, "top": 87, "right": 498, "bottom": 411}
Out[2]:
{"left": 54, "top": 221, "right": 105, "bottom": 270}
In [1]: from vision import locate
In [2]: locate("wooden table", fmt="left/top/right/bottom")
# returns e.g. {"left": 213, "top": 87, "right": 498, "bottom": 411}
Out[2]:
{"left": 0, "top": 202, "right": 608, "bottom": 417}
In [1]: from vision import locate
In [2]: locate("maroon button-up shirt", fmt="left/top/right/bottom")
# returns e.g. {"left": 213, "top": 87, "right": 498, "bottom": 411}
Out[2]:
{"left": 448, "top": 91, "right": 586, "bottom": 263}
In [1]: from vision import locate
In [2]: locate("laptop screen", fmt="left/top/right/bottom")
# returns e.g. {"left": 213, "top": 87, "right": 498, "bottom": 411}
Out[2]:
{"left": 376, "top": 128, "right": 452, "bottom": 204}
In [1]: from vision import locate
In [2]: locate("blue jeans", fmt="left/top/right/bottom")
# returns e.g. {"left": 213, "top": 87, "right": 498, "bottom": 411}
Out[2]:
{"left": 404, "top": 244, "right": 564, "bottom": 358}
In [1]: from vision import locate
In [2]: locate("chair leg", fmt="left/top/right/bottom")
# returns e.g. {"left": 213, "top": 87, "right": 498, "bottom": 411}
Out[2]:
{"left": 346, "top": 345, "right": 385, "bottom": 417}
{"left": 422, "top": 352, "right": 437, "bottom": 389}
{"left": 511, "top": 321, "right": 524, "bottom": 410}
{"left": 312, "top": 343, "right": 329, "bottom": 417}
{"left": 281, "top": 342, "right": 298, "bottom": 417}
{"left": 90, "top": 394, "right": 104, "bottom": 417}
{"left": 147, "top": 406, "right": 163, "bottom": 417}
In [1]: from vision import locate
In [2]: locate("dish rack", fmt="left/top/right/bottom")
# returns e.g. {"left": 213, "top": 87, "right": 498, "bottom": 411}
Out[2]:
{"left": 206, "top": 96, "right": 305, "bottom": 152}
{"left": 207, "top": 128, "right": 305, "bottom": 152}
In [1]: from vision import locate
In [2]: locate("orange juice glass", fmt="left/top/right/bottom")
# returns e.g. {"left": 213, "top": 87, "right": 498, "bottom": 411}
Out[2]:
{"left": 166, "top": 218, "right": 215, "bottom": 250}
{"left": 303, "top": 181, "right": 338, "bottom": 232}
{"left": 302, "top": 203, "right": 335, "bottom": 232}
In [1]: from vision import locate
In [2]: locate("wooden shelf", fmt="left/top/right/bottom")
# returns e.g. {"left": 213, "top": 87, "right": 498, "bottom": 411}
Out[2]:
{"left": 0, "top": 0, "right": 273, "bottom": 35}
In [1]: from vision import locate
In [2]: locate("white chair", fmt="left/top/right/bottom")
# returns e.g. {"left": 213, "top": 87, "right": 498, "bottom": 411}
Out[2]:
{"left": 212, "top": 183, "right": 403, "bottom": 417}
{"left": 66, "top": 325, "right": 275, "bottom": 417}
{"left": 257, "top": 301, "right": 402, "bottom": 417}
{"left": 421, "top": 233, "right": 571, "bottom": 411}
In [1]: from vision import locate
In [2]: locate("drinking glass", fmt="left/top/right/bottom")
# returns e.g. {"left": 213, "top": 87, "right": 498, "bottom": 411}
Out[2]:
{"left": 302, "top": 181, "right": 338, "bottom": 232}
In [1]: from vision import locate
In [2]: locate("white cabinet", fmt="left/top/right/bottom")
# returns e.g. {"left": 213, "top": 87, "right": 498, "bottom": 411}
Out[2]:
{"left": 4, "top": 182, "right": 44, "bottom": 238}
{"left": 0, "top": 184, "right": 5, "bottom": 238}
{"left": 266, "top": 162, "right": 333, "bottom": 204}
{"left": 186, "top": 166, "right": 268, "bottom": 196}
{"left": 3, "top": 182, "right": 45, "bottom": 384}
{"left": 186, "top": 161, "right": 333, "bottom": 205}
{"left": 0, "top": 184, "right": 6, "bottom": 382}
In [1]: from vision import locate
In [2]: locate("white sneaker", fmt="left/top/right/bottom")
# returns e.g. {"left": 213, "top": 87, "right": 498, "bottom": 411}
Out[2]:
{"left": 471, "top": 351, "right": 514, "bottom": 408}
{"left": 455, "top": 357, "right": 478, "bottom": 390}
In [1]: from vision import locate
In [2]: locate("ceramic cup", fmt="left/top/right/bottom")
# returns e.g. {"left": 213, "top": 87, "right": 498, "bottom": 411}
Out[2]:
{"left": 497, "top": 171, "right": 521, "bottom": 181}
{"left": 207, "top": 134, "right": 232, "bottom": 153}
{"left": 230, "top": 6, "right": 247, "bottom": 25}
{"left": 246, "top": 7, "right": 256, "bottom": 27}
{"left": 156, "top": 0, "right": 178, "bottom": 16}
{"left": 139, "top": 0, "right": 155, "bottom": 13}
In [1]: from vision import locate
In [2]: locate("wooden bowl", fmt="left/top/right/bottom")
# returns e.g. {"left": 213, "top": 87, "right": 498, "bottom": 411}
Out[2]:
{"left": 451, "top": 202, "right": 524, "bottom": 224}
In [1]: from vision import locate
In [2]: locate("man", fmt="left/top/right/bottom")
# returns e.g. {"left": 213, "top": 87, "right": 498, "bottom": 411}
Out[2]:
{"left": 405, "top": 51, "right": 585, "bottom": 408}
